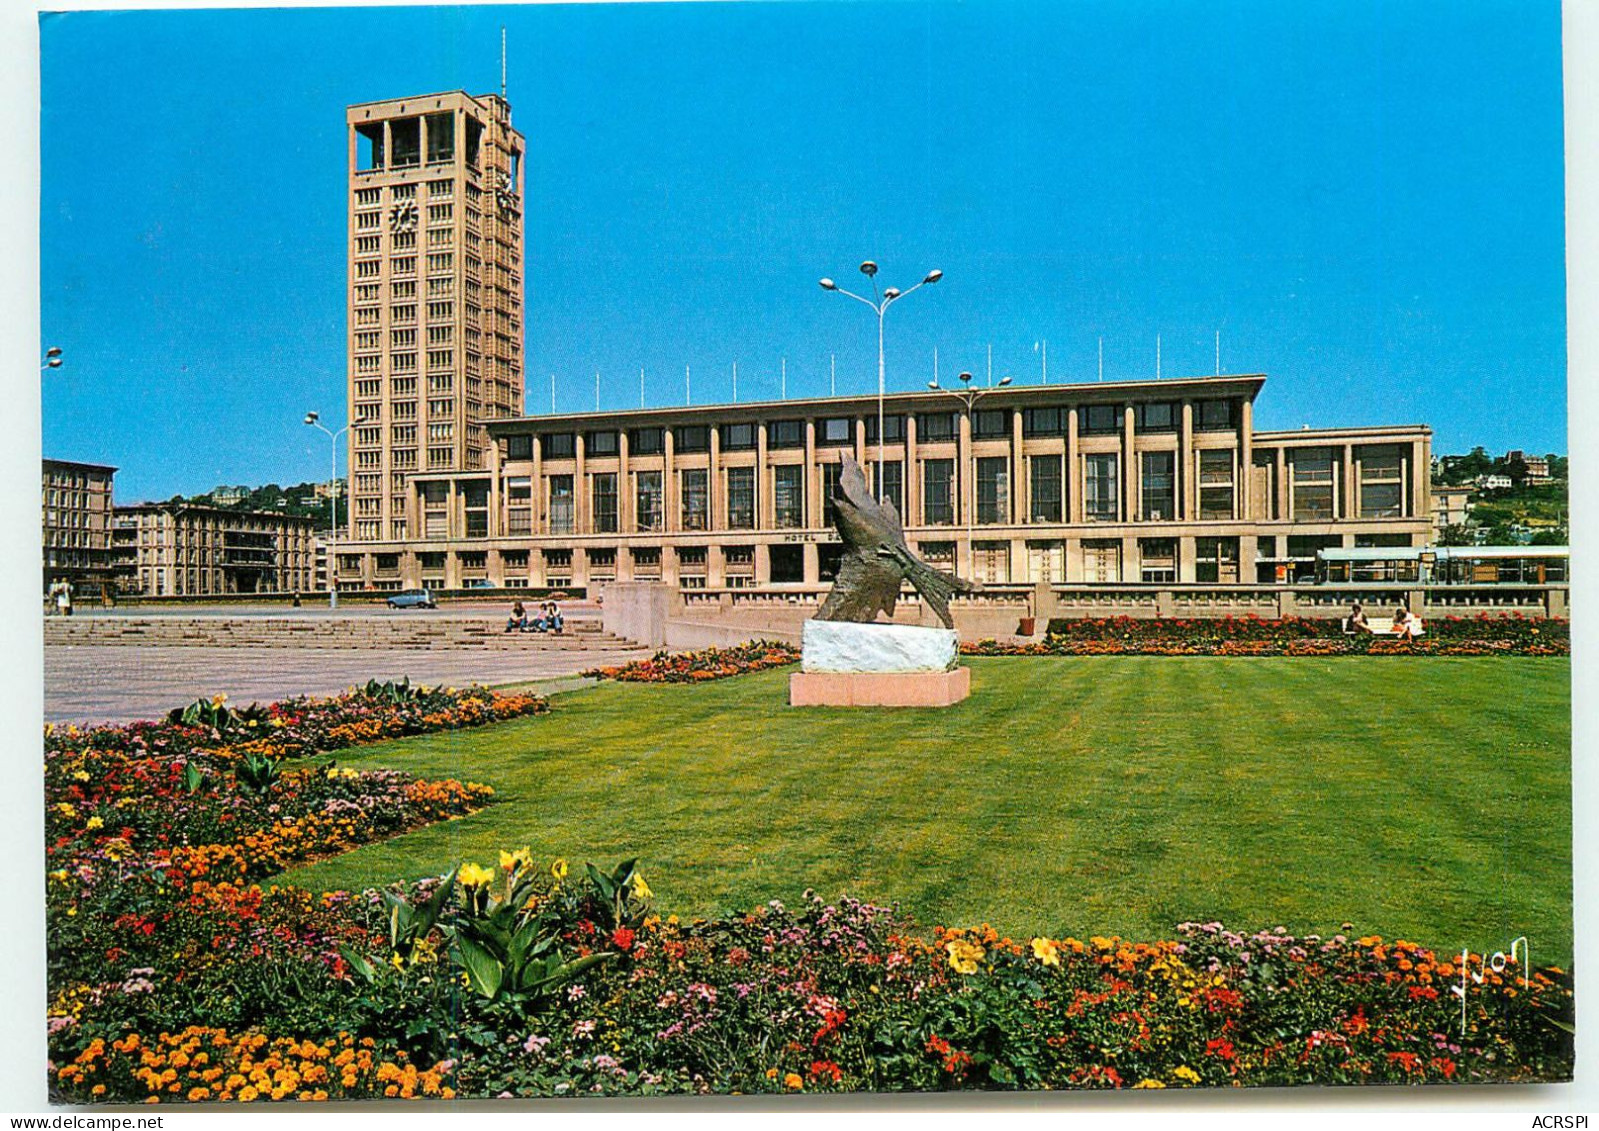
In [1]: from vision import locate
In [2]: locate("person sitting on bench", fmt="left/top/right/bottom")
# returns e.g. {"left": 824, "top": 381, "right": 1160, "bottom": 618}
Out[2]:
{"left": 1346, "top": 602, "right": 1372, "bottom": 634}
{"left": 506, "top": 600, "right": 528, "bottom": 633}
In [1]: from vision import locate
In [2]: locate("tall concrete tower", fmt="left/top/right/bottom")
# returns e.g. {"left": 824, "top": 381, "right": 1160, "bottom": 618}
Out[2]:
{"left": 345, "top": 91, "right": 526, "bottom": 544}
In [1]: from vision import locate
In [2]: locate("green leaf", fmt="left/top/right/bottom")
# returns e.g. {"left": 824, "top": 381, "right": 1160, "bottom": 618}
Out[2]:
{"left": 455, "top": 936, "right": 504, "bottom": 999}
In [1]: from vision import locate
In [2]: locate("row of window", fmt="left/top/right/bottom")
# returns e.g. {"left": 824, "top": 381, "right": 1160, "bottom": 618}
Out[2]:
{"left": 504, "top": 404, "right": 1240, "bottom": 463}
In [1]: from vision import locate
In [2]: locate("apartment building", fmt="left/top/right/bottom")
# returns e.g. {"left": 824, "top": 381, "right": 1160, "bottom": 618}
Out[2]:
{"left": 346, "top": 90, "right": 527, "bottom": 545}
{"left": 332, "top": 374, "right": 1433, "bottom": 591}
{"left": 113, "top": 504, "right": 316, "bottom": 597}
{"left": 42, "top": 459, "right": 117, "bottom": 593}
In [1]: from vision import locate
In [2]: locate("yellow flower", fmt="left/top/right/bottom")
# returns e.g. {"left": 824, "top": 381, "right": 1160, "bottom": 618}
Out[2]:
{"left": 85, "top": 816, "right": 104, "bottom": 830}
{"left": 1172, "top": 1066, "right": 1201, "bottom": 1085}
{"left": 212, "top": 694, "right": 228, "bottom": 707}
{"left": 390, "top": 952, "right": 406, "bottom": 971}
{"left": 72, "top": 770, "right": 90, "bottom": 782}
{"left": 946, "top": 939, "right": 985, "bottom": 975}
{"left": 1133, "top": 1078, "right": 1166, "bottom": 1089}
{"left": 631, "top": 874, "right": 653, "bottom": 900}
{"left": 784, "top": 1072, "right": 803, "bottom": 1090}
{"left": 551, "top": 858, "right": 569, "bottom": 881}
{"left": 499, "top": 847, "right": 532, "bottom": 873}
{"left": 458, "top": 862, "right": 494, "bottom": 888}
{"left": 1031, "top": 937, "right": 1061, "bottom": 967}
{"left": 765, "top": 1068, "right": 779, "bottom": 1079}
{"left": 48, "top": 869, "right": 68, "bottom": 883}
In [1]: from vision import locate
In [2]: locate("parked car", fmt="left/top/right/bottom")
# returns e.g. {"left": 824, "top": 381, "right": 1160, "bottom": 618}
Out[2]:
{"left": 386, "top": 589, "right": 437, "bottom": 610}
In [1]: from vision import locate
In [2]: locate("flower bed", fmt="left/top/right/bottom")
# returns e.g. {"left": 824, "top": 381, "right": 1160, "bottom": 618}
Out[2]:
{"left": 585, "top": 641, "right": 800, "bottom": 683}
{"left": 47, "top": 856, "right": 1573, "bottom": 1102}
{"left": 964, "top": 614, "right": 1568, "bottom": 657}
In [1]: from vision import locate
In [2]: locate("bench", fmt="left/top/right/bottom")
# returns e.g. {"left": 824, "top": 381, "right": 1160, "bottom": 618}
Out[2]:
{"left": 1341, "top": 616, "right": 1424, "bottom": 637}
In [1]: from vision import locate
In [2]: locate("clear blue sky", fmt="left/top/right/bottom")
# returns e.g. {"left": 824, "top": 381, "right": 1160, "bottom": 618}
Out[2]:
{"left": 39, "top": 0, "right": 1566, "bottom": 502}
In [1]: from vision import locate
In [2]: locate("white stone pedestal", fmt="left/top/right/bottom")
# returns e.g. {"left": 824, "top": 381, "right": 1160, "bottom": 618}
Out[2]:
{"left": 800, "top": 620, "right": 959, "bottom": 673}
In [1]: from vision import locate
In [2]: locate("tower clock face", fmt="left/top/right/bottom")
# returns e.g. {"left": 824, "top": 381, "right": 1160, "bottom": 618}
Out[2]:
{"left": 389, "top": 200, "right": 417, "bottom": 232}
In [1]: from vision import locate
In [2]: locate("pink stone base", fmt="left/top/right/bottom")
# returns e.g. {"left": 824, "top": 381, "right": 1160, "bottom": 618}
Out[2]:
{"left": 789, "top": 667, "right": 971, "bottom": 708}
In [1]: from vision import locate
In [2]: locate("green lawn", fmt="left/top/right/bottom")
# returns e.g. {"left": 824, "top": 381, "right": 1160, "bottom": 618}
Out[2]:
{"left": 282, "top": 657, "right": 1573, "bottom": 962}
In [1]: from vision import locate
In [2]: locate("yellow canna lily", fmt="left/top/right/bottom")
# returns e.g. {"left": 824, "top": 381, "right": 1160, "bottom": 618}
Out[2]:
{"left": 458, "top": 862, "right": 494, "bottom": 888}
{"left": 551, "top": 858, "right": 569, "bottom": 881}
{"left": 1031, "top": 937, "right": 1061, "bottom": 967}
{"left": 631, "top": 874, "right": 653, "bottom": 900}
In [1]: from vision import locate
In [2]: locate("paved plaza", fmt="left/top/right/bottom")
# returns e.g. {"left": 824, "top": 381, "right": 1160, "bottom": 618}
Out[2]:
{"left": 43, "top": 602, "right": 652, "bottom": 724}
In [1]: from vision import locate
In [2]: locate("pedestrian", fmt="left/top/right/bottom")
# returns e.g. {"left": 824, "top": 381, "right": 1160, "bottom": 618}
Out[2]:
{"left": 506, "top": 600, "right": 527, "bottom": 633}
{"left": 58, "top": 582, "right": 74, "bottom": 618}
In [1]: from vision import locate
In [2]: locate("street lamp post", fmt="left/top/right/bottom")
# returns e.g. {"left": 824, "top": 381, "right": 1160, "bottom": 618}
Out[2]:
{"left": 40, "top": 347, "right": 63, "bottom": 372}
{"left": 819, "top": 263, "right": 942, "bottom": 501}
{"left": 928, "top": 370, "right": 1011, "bottom": 576}
{"left": 303, "top": 411, "right": 348, "bottom": 608}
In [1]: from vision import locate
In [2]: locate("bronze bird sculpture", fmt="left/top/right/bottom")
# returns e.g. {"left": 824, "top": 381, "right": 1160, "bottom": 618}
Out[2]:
{"left": 816, "top": 455, "right": 979, "bottom": 629}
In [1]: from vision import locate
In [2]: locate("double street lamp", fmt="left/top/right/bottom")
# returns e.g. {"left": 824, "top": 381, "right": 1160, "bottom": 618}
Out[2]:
{"left": 303, "top": 411, "right": 348, "bottom": 608}
{"left": 819, "top": 262, "right": 942, "bottom": 501}
{"left": 41, "top": 347, "right": 63, "bottom": 372}
{"left": 928, "top": 369, "right": 1011, "bottom": 574}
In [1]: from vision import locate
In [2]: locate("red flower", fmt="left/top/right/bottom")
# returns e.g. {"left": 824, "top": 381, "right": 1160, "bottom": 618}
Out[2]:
{"left": 611, "top": 927, "right": 635, "bottom": 952}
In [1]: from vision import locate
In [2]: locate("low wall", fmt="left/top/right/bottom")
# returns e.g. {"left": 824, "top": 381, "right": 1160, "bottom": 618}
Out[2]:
{"left": 600, "top": 580, "right": 1570, "bottom": 652}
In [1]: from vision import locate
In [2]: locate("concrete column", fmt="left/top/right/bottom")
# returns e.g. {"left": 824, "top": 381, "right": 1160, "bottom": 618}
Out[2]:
{"left": 708, "top": 426, "right": 722, "bottom": 530}
{"left": 1011, "top": 407, "right": 1024, "bottom": 525}
{"left": 1121, "top": 534, "right": 1140, "bottom": 583}
{"left": 1343, "top": 443, "right": 1356, "bottom": 520}
{"left": 802, "top": 541, "right": 820, "bottom": 584}
{"left": 855, "top": 416, "right": 867, "bottom": 468}
{"left": 804, "top": 420, "right": 818, "bottom": 528}
{"left": 617, "top": 546, "right": 635, "bottom": 581}
{"left": 757, "top": 421, "right": 771, "bottom": 529}
{"left": 574, "top": 432, "right": 587, "bottom": 533}
{"left": 1276, "top": 447, "right": 1289, "bottom": 521}
{"left": 531, "top": 434, "right": 543, "bottom": 534}
{"left": 1067, "top": 407, "right": 1082, "bottom": 523}
{"left": 1010, "top": 536, "right": 1028, "bottom": 582}
{"left": 573, "top": 547, "right": 590, "bottom": 588}
{"left": 707, "top": 544, "right": 726, "bottom": 588}
{"left": 958, "top": 410, "right": 973, "bottom": 529}
{"left": 618, "top": 429, "right": 632, "bottom": 531}
{"left": 905, "top": 414, "right": 920, "bottom": 525}
{"left": 754, "top": 541, "right": 771, "bottom": 586}
{"left": 1239, "top": 400, "right": 1254, "bottom": 520}
{"left": 663, "top": 546, "right": 680, "bottom": 586}
{"left": 1411, "top": 439, "right": 1428, "bottom": 519}
{"left": 1178, "top": 535, "right": 1197, "bottom": 583}
{"left": 663, "top": 428, "right": 677, "bottom": 532}
{"left": 1238, "top": 534, "right": 1258, "bottom": 584}
{"left": 1123, "top": 406, "right": 1137, "bottom": 522}
{"left": 1180, "top": 401, "right": 1195, "bottom": 520}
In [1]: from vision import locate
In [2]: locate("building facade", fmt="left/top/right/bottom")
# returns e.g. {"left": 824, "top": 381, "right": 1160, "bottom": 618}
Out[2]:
{"left": 333, "top": 374, "right": 1433, "bottom": 592}
{"left": 42, "top": 459, "right": 117, "bottom": 594}
{"left": 113, "top": 505, "right": 316, "bottom": 597}
{"left": 346, "top": 91, "right": 527, "bottom": 546}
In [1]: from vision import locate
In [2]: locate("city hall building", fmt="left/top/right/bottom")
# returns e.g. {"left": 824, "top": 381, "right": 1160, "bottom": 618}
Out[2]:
{"left": 337, "top": 91, "right": 1430, "bottom": 595}
{"left": 333, "top": 374, "right": 1432, "bottom": 592}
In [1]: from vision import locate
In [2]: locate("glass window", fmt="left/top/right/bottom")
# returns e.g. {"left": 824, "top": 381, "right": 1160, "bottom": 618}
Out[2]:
{"left": 821, "top": 462, "right": 845, "bottom": 527}
{"left": 634, "top": 471, "right": 663, "bottom": 532}
{"left": 1196, "top": 400, "right": 1235, "bottom": 431}
{"left": 1198, "top": 449, "right": 1235, "bottom": 520}
{"left": 923, "top": 459, "right": 955, "bottom": 525}
{"left": 1291, "top": 448, "right": 1336, "bottom": 520}
{"left": 769, "top": 544, "right": 804, "bottom": 583}
{"left": 543, "top": 432, "right": 575, "bottom": 460}
{"left": 1195, "top": 536, "right": 1240, "bottom": 583}
{"left": 1136, "top": 402, "right": 1175, "bottom": 431}
{"left": 629, "top": 427, "right": 664, "bottom": 455}
{"left": 506, "top": 434, "right": 532, "bottom": 460}
{"left": 591, "top": 473, "right": 618, "bottom": 533}
{"left": 863, "top": 414, "right": 905, "bottom": 443}
{"left": 1359, "top": 445, "right": 1405, "bottom": 517}
{"left": 1030, "top": 455, "right": 1063, "bottom": 523}
{"left": 773, "top": 465, "right": 805, "bottom": 528}
{"left": 917, "top": 412, "right": 957, "bottom": 442}
{"left": 720, "top": 422, "right": 756, "bottom": 450}
{"left": 873, "top": 460, "right": 904, "bottom": 520}
{"left": 586, "top": 430, "right": 619, "bottom": 456}
{"left": 726, "top": 466, "right": 756, "bottom": 529}
{"left": 818, "top": 417, "right": 853, "bottom": 446}
{"left": 1081, "top": 404, "right": 1121, "bottom": 434}
{"left": 548, "top": 475, "right": 574, "bottom": 534}
{"left": 1085, "top": 453, "right": 1119, "bottom": 521}
{"left": 973, "top": 409, "right": 1009, "bottom": 439}
{"left": 1140, "top": 451, "right": 1176, "bottom": 521}
{"left": 768, "top": 420, "right": 804, "bottom": 449}
{"left": 1082, "top": 539, "right": 1121, "bottom": 582}
{"left": 1139, "top": 538, "right": 1177, "bottom": 583}
{"left": 1022, "top": 407, "right": 1064, "bottom": 437}
{"left": 675, "top": 425, "right": 710, "bottom": 453}
{"left": 976, "top": 457, "right": 1009, "bottom": 524}
{"left": 680, "top": 468, "right": 709, "bottom": 529}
